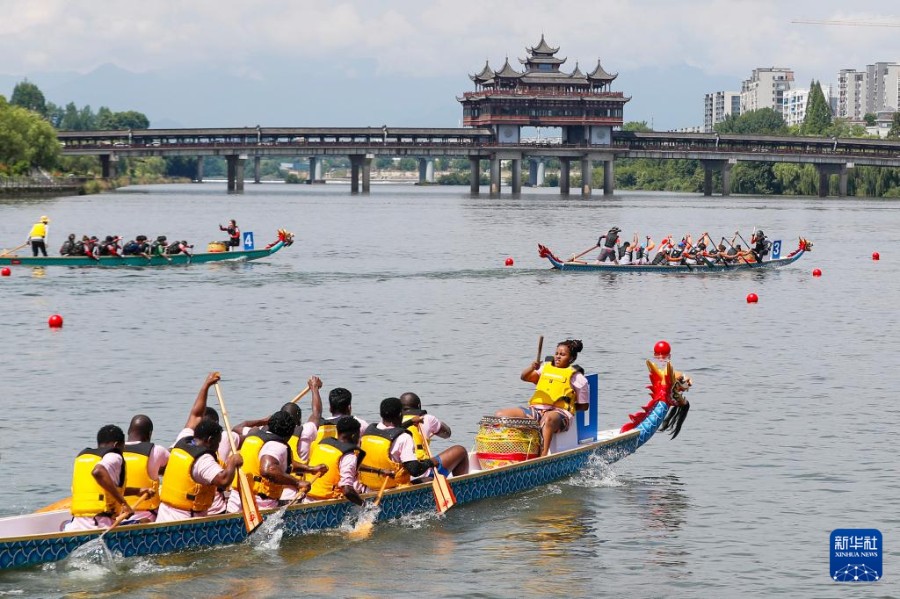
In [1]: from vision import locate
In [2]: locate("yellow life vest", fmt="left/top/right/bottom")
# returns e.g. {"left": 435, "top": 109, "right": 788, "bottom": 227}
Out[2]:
{"left": 401, "top": 410, "right": 428, "bottom": 461}
{"left": 28, "top": 223, "right": 47, "bottom": 239}
{"left": 304, "top": 416, "right": 344, "bottom": 466}
{"left": 158, "top": 438, "right": 217, "bottom": 513}
{"left": 358, "top": 425, "right": 411, "bottom": 490}
{"left": 123, "top": 442, "right": 162, "bottom": 510}
{"left": 307, "top": 438, "right": 364, "bottom": 500}
{"left": 70, "top": 447, "right": 125, "bottom": 517}
{"left": 234, "top": 431, "right": 292, "bottom": 500}
{"left": 528, "top": 364, "right": 577, "bottom": 412}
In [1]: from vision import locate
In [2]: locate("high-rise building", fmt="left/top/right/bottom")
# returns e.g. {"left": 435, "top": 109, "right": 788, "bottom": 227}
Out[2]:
{"left": 866, "top": 62, "right": 900, "bottom": 113}
{"left": 838, "top": 69, "right": 868, "bottom": 120}
{"left": 782, "top": 89, "right": 809, "bottom": 127}
{"left": 740, "top": 68, "right": 794, "bottom": 115}
{"left": 703, "top": 91, "right": 741, "bottom": 132}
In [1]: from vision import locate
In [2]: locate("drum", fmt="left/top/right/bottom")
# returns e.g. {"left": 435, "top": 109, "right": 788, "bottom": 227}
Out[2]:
{"left": 474, "top": 416, "right": 541, "bottom": 470}
{"left": 207, "top": 241, "right": 227, "bottom": 253}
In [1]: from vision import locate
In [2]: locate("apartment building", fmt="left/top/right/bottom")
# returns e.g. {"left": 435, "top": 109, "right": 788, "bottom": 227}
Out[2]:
{"left": 837, "top": 69, "right": 867, "bottom": 120}
{"left": 703, "top": 90, "right": 741, "bottom": 132}
{"left": 866, "top": 62, "right": 900, "bottom": 113}
{"left": 740, "top": 68, "right": 794, "bottom": 115}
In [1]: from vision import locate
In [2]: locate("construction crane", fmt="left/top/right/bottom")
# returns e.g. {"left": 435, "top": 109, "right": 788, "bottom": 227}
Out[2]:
{"left": 791, "top": 19, "right": 900, "bottom": 28}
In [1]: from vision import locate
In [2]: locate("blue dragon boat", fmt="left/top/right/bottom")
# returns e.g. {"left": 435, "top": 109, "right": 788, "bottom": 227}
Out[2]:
{"left": 0, "top": 360, "right": 691, "bottom": 570}
{"left": 538, "top": 238, "right": 812, "bottom": 272}
{"left": 0, "top": 230, "right": 294, "bottom": 267}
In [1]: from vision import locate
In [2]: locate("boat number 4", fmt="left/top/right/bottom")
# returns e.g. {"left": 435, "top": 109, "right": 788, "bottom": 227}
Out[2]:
{"left": 243, "top": 232, "right": 254, "bottom": 251}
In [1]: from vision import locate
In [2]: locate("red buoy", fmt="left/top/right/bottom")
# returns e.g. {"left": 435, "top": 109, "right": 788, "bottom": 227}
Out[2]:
{"left": 746, "top": 293, "right": 759, "bottom": 304}
{"left": 0, "top": 267, "right": 10, "bottom": 277}
{"left": 504, "top": 257, "right": 514, "bottom": 266}
{"left": 812, "top": 268, "right": 822, "bottom": 277}
{"left": 48, "top": 314, "right": 64, "bottom": 328}
{"left": 653, "top": 340, "right": 671, "bottom": 357}
{"left": 872, "top": 252, "right": 880, "bottom": 261}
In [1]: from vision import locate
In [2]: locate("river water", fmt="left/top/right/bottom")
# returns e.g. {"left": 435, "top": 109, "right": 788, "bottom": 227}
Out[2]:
{"left": 0, "top": 183, "right": 898, "bottom": 597}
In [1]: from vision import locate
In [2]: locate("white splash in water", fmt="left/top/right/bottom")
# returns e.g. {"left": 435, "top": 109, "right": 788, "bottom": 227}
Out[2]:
{"left": 397, "top": 509, "right": 441, "bottom": 530}
{"left": 249, "top": 508, "right": 286, "bottom": 551}
{"left": 341, "top": 502, "right": 382, "bottom": 537}
{"left": 568, "top": 455, "right": 622, "bottom": 488}
{"left": 57, "top": 539, "right": 122, "bottom": 577}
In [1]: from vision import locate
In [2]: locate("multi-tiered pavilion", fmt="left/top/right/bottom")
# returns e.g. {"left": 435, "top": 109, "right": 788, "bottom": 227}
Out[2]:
{"left": 459, "top": 35, "right": 629, "bottom": 194}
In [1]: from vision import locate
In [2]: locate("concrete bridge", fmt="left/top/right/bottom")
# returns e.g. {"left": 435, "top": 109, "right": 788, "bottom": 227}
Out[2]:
{"left": 58, "top": 127, "right": 900, "bottom": 197}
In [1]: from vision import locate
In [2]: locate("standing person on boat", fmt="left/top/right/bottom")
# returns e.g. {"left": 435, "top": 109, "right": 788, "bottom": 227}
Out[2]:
{"left": 358, "top": 398, "right": 467, "bottom": 492}
{"left": 306, "top": 416, "right": 367, "bottom": 504}
{"left": 219, "top": 219, "right": 240, "bottom": 251}
{"left": 494, "top": 339, "right": 590, "bottom": 457}
{"left": 59, "top": 234, "right": 76, "bottom": 256}
{"left": 26, "top": 216, "right": 49, "bottom": 257}
{"left": 63, "top": 424, "right": 154, "bottom": 532}
{"left": 226, "top": 410, "right": 320, "bottom": 512}
{"left": 399, "top": 391, "right": 469, "bottom": 482}
{"left": 156, "top": 419, "right": 243, "bottom": 523}
{"left": 596, "top": 226, "right": 621, "bottom": 263}
{"left": 751, "top": 229, "right": 770, "bottom": 263}
{"left": 123, "top": 415, "right": 170, "bottom": 523}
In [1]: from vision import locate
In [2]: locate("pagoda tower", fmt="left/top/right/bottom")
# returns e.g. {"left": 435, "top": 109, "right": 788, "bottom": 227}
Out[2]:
{"left": 458, "top": 35, "right": 629, "bottom": 145}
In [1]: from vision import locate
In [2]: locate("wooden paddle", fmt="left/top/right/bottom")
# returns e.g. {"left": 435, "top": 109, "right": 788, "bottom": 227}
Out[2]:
{"left": 213, "top": 382, "right": 262, "bottom": 535}
{"left": 99, "top": 491, "right": 150, "bottom": 541}
{"left": 348, "top": 475, "right": 391, "bottom": 540}
{"left": 285, "top": 472, "right": 322, "bottom": 509}
{"left": 536, "top": 335, "right": 544, "bottom": 365}
{"left": 0, "top": 242, "right": 28, "bottom": 257}
{"left": 567, "top": 244, "right": 599, "bottom": 263}
{"left": 419, "top": 424, "right": 456, "bottom": 514}
{"left": 290, "top": 385, "right": 311, "bottom": 404}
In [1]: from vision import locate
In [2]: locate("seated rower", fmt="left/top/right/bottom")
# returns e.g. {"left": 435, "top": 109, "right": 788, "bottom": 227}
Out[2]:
{"left": 227, "top": 410, "right": 323, "bottom": 512}
{"left": 64, "top": 425, "right": 154, "bottom": 532}
{"left": 123, "top": 414, "right": 170, "bottom": 523}
{"left": 399, "top": 392, "right": 468, "bottom": 481}
{"left": 301, "top": 385, "right": 368, "bottom": 470}
{"left": 358, "top": 398, "right": 461, "bottom": 492}
{"left": 157, "top": 419, "right": 243, "bottom": 522}
{"left": 306, "top": 416, "right": 368, "bottom": 505}
{"left": 59, "top": 234, "right": 76, "bottom": 256}
{"left": 151, "top": 235, "right": 168, "bottom": 257}
{"left": 495, "top": 339, "right": 589, "bottom": 457}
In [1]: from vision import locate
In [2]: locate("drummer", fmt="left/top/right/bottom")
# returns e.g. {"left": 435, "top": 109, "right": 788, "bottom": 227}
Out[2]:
{"left": 495, "top": 339, "right": 590, "bottom": 457}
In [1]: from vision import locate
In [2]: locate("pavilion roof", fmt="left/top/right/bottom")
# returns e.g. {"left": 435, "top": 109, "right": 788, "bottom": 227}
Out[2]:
{"left": 587, "top": 59, "right": 617, "bottom": 81}
{"left": 470, "top": 60, "right": 495, "bottom": 82}
{"left": 527, "top": 34, "right": 559, "bottom": 56}
{"left": 494, "top": 58, "right": 524, "bottom": 79}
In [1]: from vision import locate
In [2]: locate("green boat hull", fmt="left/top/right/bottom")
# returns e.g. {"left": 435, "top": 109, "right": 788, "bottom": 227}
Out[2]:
{"left": 0, "top": 241, "right": 287, "bottom": 267}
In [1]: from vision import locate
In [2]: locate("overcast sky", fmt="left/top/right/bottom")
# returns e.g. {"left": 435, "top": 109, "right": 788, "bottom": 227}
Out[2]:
{"left": 2, "top": 1, "right": 897, "bottom": 78}
{"left": 1, "top": 1, "right": 898, "bottom": 127}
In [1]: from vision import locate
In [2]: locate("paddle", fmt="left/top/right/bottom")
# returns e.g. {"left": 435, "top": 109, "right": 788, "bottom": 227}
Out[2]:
{"left": 348, "top": 475, "right": 391, "bottom": 540}
{"left": 0, "top": 242, "right": 28, "bottom": 257}
{"left": 213, "top": 381, "right": 262, "bottom": 535}
{"left": 284, "top": 472, "right": 322, "bottom": 509}
{"left": 567, "top": 244, "right": 599, "bottom": 263}
{"left": 290, "top": 385, "right": 311, "bottom": 404}
{"left": 723, "top": 235, "right": 748, "bottom": 264}
{"left": 419, "top": 424, "right": 456, "bottom": 514}
{"left": 536, "top": 335, "right": 544, "bottom": 365}
{"left": 99, "top": 491, "right": 151, "bottom": 541}
{"left": 735, "top": 230, "right": 755, "bottom": 263}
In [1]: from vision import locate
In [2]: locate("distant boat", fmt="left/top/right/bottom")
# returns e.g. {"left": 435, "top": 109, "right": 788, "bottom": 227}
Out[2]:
{"left": 538, "top": 238, "right": 812, "bottom": 273}
{"left": 0, "top": 359, "right": 691, "bottom": 570}
{"left": 0, "top": 230, "right": 294, "bottom": 267}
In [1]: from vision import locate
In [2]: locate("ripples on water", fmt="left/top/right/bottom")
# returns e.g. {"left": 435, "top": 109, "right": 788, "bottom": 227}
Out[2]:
{"left": 1, "top": 185, "right": 899, "bottom": 597}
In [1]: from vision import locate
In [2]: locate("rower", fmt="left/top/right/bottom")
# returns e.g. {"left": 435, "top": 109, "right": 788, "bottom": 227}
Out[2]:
{"left": 358, "top": 398, "right": 451, "bottom": 491}
{"left": 226, "top": 411, "right": 321, "bottom": 512}
{"left": 596, "top": 226, "right": 621, "bottom": 263}
{"left": 123, "top": 415, "right": 170, "bottom": 522}
{"left": 306, "top": 416, "right": 367, "bottom": 505}
{"left": 306, "top": 387, "right": 369, "bottom": 456}
{"left": 400, "top": 392, "right": 468, "bottom": 482}
{"left": 64, "top": 425, "right": 152, "bottom": 532}
{"left": 156, "top": 420, "right": 243, "bottom": 522}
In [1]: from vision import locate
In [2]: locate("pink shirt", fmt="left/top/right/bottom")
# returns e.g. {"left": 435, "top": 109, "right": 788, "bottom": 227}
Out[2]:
{"left": 376, "top": 423, "right": 417, "bottom": 463}
{"left": 63, "top": 452, "right": 124, "bottom": 531}
{"left": 339, "top": 452, "right": 367, "bottom": 493}
{"left": 124, "top": 441, "right": 170, "bottom": 521}
{"left": 159, "top": 428, "right": 231, "bottom": 519}
{"left": 297, "top": 421, "right": 318, "bottom": 463}
{"left": 419, "top": 414, "right": 442, "bottom": 439}
{"left": 535, "top": 365, "right": 590, "bottom": 411}
{"left": 227, "top": 441, "right": 290, "bottom": 512}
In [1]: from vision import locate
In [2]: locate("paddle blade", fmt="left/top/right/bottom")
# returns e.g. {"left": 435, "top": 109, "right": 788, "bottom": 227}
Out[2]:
{"left": 431, "top": 474, "right": 456, "bottom": 514}
{"left": 237, "top": 470, "right": 262, "bottom": 534}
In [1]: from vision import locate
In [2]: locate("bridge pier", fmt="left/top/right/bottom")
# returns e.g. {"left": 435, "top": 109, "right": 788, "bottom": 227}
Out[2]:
{"left": 349, "top": 155, "right": 372, "bottom": 193}
{"left": 490, "top": 156, "right": 501, "bottom": 195}
{"left": 254, "top": 156, "right": 261, "bottom": 184}
{"left": 528, "top": 159, "right": 546, "bottom": 187}
{"left": 603, "top": 160, "right": 614, "bottom": 195}
{"left": 560, "top": 159, "right": 571, "bottom": 195}
{"left": 307, "top": 157, "right": 323, "bottom": 183}
{"left": 469, "top": 157, "right": 480, "bottom": 193}
{"left": 581, "top": 157, "right": 593, "bottom": 198}
{"left": 100, "top": 155, "right": 117, "bottom": 179}
{"left": 701, "top": 160, "right": 733, "bottom": 196}
{"left": 511, "top": 159, "right": 522, "bottom": 194}
{"left": 226, "top": 155, "right": 246, "bottom": 193}
{"left": 816, "top": 164, "right": 849, "bottom": 197}
{"left": 195, "top": 157, "right": 204, "bottom": 183}
{"left": 418, "top": 158, "right": 434, "bottom": 184}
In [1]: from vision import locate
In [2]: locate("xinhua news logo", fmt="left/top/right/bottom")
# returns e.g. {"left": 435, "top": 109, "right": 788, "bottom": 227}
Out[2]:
{"left": 831, "top": 529, "right": 882, "bottom": 583}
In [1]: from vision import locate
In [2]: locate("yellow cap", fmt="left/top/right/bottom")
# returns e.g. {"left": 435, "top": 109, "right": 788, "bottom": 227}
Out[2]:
{"left": 40, "top": 215, "right": 49, "bottom": 223}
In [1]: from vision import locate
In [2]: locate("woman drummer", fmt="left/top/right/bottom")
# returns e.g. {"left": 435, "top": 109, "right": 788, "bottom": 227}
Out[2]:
{"left": 495, "top": 339, "right": 589, "bottom": 457}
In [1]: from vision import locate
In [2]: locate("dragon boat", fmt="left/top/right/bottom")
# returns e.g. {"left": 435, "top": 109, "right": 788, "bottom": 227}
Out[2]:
{"left": 0, "top": 230, "right": 294, "bottom": 267}
{"left": 0, "top": 359, "right": 692, "bottom": 571}
{"left": 538, "top": 238, "right": 812, "bottom": 273}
